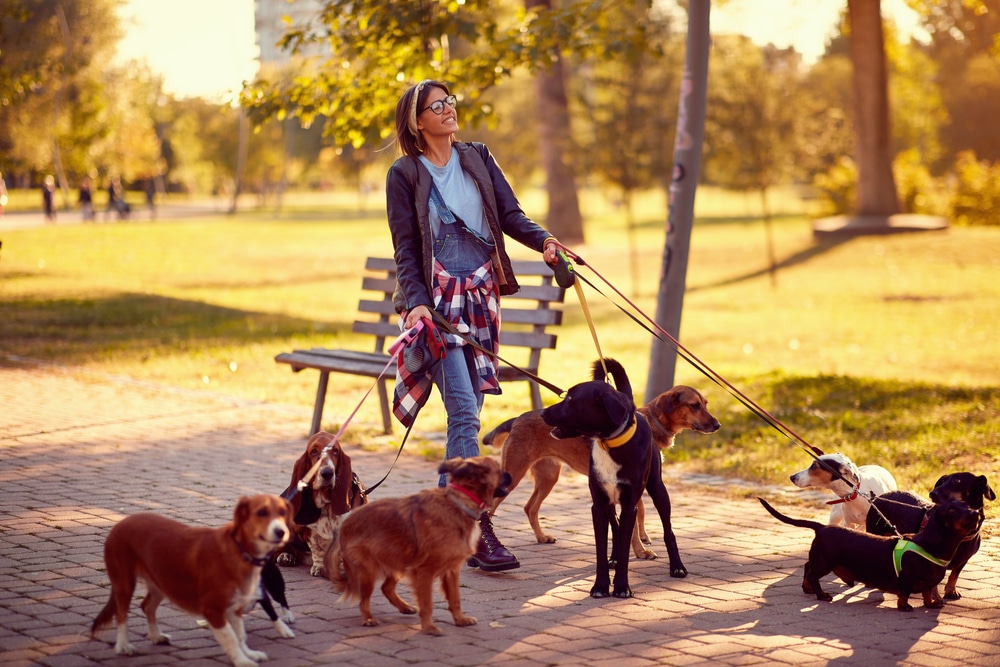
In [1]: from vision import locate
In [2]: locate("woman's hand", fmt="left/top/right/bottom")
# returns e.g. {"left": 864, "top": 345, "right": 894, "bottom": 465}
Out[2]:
{"left": 542, "top": 237, "right": 560, "bottom": 265}
{"left": 404, "top": 304, "right": 433, "bottom": 330}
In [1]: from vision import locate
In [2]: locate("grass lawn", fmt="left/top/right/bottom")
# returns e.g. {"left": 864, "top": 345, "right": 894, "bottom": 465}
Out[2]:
{"left": 1, "top": 187, "right": 998, "bottom": 499}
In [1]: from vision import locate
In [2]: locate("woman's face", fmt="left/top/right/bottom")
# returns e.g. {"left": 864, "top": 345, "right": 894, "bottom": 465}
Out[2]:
{"left": 417, "top": 87, "right": 459, "bottom": 139}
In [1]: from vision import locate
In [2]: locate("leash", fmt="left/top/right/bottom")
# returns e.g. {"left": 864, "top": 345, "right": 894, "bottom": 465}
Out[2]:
{"left": 290, "top": 325, "right": 424, "bottom": 500}
{"left": 426, "top": 309, "right": 564, "bottom": 397}
{"left": 550, "top": 242, "right": 904, "bottom": 537}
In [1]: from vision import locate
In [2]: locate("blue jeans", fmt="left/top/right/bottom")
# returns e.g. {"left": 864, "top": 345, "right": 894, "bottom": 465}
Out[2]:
{"left": 433, "top": 224, "right": 493, "bottom": 486}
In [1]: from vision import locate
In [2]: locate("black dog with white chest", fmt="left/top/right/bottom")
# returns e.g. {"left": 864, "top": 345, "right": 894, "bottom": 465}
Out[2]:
{"left": 866, "top": 472, "right": 994, "bottom": 600}
{"left": 541, "top": 358, "right": 686, "bottom": 599}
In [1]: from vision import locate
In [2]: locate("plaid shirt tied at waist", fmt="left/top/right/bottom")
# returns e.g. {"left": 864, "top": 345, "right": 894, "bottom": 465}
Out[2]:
{"left": 392, "top": 259, "right": 501, "bottom": 427}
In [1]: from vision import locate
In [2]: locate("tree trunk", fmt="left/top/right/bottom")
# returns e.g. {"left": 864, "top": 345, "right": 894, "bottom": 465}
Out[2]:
{"left": 848, "top": 0, "right": 900, "bottom": 216}
{"left": 645, "top": 0, "right": 711, "bottom": 401}
{"left": 526, "top": 0, "right": 584, "bottom": 244}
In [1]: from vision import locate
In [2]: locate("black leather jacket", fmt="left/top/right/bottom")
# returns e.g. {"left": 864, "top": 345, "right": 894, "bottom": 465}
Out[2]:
{"left": 386, "top": 141, "right": 553, "bottom": 314}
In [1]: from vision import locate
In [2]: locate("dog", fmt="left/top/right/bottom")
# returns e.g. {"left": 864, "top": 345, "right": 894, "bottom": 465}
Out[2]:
{"left": 485, "top": 384, "right": 720, "bottom": 559}
{"left": 324, "top": 456, "right": 512, "bottom": 636}
{"left": 242, "top": 558, "right": 295, "bottom": 638}
{"left": 789, "top": 450, "right": 897, "bottom": 529}
{"left": 867, "top": 472, "right": 995, "bottom": 600}
{"left": 540, "top": 358, "right": 685, "bottom": 599}
{"left": 91, "top": 494, "right": 292, "bottom": 667}
{"left": 759, "top": 497, "right": 979, "bottom": 611}
{"left": 275, "top": 431, "right": 368, "bottom": 576}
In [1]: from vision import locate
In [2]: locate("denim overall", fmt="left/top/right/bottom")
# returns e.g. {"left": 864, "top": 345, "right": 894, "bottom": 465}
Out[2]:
{"left": 430, "top": 184, "right": 495, "bottom": 485}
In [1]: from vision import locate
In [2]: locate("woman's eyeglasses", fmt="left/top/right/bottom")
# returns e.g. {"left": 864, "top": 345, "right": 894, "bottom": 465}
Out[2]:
{"left": 421, "top": 95, "right": 458, "bottom": 115}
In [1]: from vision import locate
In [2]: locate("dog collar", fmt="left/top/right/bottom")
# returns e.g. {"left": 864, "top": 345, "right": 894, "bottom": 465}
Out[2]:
{"left": 827, "top": 489, "right": 859, "bottom": 505}
{"left": 601, "top": 421, "right": 637, "bottom": 450}
{"left": 235, "top": 537, "right": 272, "bottom": 567}
{"left": 892, "top": 539, "right": 950, "bottom": 577}
{"left": 447, "top": 483, "right": 487, "bottom": 519}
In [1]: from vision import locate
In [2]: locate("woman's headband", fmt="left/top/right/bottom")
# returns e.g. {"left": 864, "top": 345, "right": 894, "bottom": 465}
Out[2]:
{"left": 407, "top": 80, "right": 432, "bottom": 137}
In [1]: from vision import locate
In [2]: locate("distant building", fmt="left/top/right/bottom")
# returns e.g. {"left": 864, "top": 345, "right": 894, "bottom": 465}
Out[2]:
{"left": 254, "top": 0, "right": 327, "bottom": 66}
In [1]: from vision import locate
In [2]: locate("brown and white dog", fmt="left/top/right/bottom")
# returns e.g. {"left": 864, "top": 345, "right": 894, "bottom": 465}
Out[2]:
{"left": 90, "top": 494, "right": 292, "bottom": 667}
{"left": 325, "top": 456, "right": 513, "bottom": 635}
{"left": 484, "top": 384, "right": 721, "bottom": 558}
{"left": 789, "top": 451, "right": 897, "bottom": 530}
{"left": 275, "top": 431, "right": 367, "bottom": 576}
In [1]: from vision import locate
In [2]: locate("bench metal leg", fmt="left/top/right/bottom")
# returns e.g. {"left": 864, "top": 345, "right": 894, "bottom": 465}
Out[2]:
{"left": 310, "top": 371, "right": 330, "bottom": 435}
{"left": 377, "top": 378, "right": 392, "bottom": 435}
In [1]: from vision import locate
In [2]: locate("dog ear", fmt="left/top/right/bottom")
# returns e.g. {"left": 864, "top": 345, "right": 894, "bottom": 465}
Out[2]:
{"left": 329, "top": 446, "right": 354, "bottom": 515}
{"left": 933, "top": 475, "right": 948, "bottom": 491}
{"left": 438, "top": 457, "right": 465, "bottom": 477}
{"left": 600, "top": 392, "right": 631, "bottom": 429}
{"left": 294, "top": 487, "right": 322, "bottom": 525}
{"left": 234, "top": 496, "right": 252, "bottom": 524}
{"left": 978, "top": 475, "right": 996, "bottom": 501}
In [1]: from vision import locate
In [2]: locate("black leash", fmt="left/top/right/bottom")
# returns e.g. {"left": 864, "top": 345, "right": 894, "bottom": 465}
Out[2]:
{"left": 553, "top": 244, "right": 904, "bottom": 537}
{"left": 427, "top": 309, "right": 565, "bottom": 397}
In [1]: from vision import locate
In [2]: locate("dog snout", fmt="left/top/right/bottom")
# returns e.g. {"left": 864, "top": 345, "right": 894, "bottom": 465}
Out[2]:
{"left": 321, "top": 467, "right": 334, "bottom": 482}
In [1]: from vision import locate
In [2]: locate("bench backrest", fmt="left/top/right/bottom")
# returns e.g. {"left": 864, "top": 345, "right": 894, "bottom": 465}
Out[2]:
{"left": 353, "top": 257, "right": 565, "bottom": 368}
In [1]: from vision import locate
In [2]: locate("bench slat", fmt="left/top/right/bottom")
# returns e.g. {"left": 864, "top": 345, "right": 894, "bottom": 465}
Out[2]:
{"left": 277, "top": 256, "right": 563, "bottom": 435}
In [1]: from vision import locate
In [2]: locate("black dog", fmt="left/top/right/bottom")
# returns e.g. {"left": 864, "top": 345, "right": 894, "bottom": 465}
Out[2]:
{"left": 760, "top": 497, "right": 980, "bottom": 611}
{"left": 867, "top": 472, "right": 995, "bottom": 600}
{"left": 244, "top": 558, "right": 295, "bottom": 638}
{"left": 541, "top": 358, "right": 686, "bottom": 599}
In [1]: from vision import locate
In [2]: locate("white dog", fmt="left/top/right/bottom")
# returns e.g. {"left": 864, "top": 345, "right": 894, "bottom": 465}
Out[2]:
{"left": 790, "top": 451, "right": 897, "bottom": 529}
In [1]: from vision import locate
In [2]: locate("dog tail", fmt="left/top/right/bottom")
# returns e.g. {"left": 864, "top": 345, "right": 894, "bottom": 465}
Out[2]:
{"left": 90, "top": 597, "right": 117, "bottom": 638}
{"left": 757, "top": 498, "right": 824, "bottom": 531}
{"left": 482, "top": 417, "right": 515, "bottom": 447}
{"left": 324, "top": 539, "right": 348, "bottom": 596}
{"left": 593, "top": 358, "right": 632, "bottom": 397}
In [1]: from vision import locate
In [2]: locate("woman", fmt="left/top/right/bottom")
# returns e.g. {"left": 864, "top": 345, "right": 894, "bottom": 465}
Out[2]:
{"left": 386, "top": 80, "right": 560, "bottom": 572}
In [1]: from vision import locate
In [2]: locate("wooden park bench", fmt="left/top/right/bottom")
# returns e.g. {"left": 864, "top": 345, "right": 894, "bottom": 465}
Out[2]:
{"left": 275, "top": 256, "right": 566, "bottom": 435}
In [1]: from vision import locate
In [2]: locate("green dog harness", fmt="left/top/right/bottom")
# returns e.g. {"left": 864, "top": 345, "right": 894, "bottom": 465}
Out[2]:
{"left": 892, "top": 539, "right": 950, "bottom": 577}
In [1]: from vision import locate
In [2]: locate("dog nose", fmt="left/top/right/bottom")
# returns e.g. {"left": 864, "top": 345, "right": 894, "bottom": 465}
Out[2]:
{"left": 321, "top": 468, "right": 334, "bottom": 480}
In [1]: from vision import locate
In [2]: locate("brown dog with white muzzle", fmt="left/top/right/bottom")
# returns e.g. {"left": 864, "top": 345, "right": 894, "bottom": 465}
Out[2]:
{"left": 90, "top": 494, "right": 292, "bottom": 667}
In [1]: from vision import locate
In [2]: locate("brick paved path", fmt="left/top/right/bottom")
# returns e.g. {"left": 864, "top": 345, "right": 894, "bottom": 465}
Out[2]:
{"left": 1, "top": 363, "right": 997, "bottom": 666}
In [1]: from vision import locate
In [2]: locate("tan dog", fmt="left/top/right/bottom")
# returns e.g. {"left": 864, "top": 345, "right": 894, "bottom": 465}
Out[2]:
{"left": 485, "top": 385, "right": 721, "bottom": 558}
{"left": 90, "top": 494, "right": 292, "bottom": 667}
{"left": 325, "top": 456, "right": 513, "bottom": 636}
{"left": 275, "top": 431, "right": 367, "bottom": 576}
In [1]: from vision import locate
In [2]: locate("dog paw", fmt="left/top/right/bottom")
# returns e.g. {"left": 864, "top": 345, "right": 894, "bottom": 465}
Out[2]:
{"left": 362, "top": 617, "right": 380, "bottom": 627}
{"left": 113, "top": 641, "right": 137, "bottom": 656}
{"left": 421, "top": 624, "right": 444, "bottom": 636}
{"left": 274, "top": 620, "right": 295, "bottom": 638}
{"left": 670, "top": 566, "right": 687, "bottom": 578}
{"left": 149, "top": 631, "right": 171, "bottom": 645}
{"left": 816, "top": 592, "right": 833, "bottom": 602}
{"left": 897, "top": 602, "right": 914, "bottom": 612}
{"left": 280, "top": 609, "right": 295, "bottom": 624}
{"left": 275, "top": 553, "right": 297, "bottom": 567}
{"left": 635, "top": 548, "right": 658, "bottom": 560}
{"left": 612, "top": 586, "right": 634, "bottom": 599}
{"left": 453, "top": 615, "right": 477, "bottom": 627}
{"left": 944, "top": 590, "right": 961, "bottom": 601}
{"left": 244, "top": 648, "right": 267, "bottom": 662}
{"left": 589, "top": 586, "right": 610, "bottom": 598}
{"left": 538, "top": 535, "right": 557, "bottom": 544}
{"left": 309, "top": 564, "right": 326, "bottom": 577}
{"left": 233, "top": 657, "right": 259, "bottom": 667}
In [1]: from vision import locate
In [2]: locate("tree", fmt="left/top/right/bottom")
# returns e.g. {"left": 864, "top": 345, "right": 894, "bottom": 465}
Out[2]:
{"left": 0, "top": 0, "right": 121, "bottom": 192}
{"left": 573, "top": 1, "right": 682, "bottom": 292}
{"left": 846, "top": 0, "right": 900, "bottom": 217}
{"left": 240, "top": 0, "right": 654, "bottom": 244}
{"left": 704, "top": 37, "right": 800, "bottom": 283}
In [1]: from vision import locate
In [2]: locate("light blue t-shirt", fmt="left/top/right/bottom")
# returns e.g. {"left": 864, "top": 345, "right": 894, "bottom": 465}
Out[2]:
{"left": 419, "top": 147, "right": 491, "bottom": 241}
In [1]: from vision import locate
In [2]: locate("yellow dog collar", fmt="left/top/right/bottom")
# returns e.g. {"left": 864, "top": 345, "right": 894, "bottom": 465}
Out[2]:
{"left": 601, "top": 419, "right": 638, "bottom": 450}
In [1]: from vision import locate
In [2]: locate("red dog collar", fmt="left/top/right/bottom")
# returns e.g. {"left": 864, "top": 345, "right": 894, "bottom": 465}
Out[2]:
{"left": 827, "top": 489, "right": 859, "bottom": 505}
